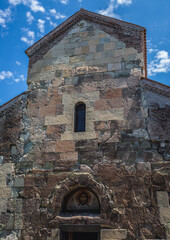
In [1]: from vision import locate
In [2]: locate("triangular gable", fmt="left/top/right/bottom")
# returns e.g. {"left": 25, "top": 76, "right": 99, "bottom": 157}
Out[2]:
{"left": 25, "top": 8, "right": 147, "bottom": 76}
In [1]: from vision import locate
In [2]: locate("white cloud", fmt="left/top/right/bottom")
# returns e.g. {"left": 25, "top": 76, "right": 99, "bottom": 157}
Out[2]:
{"left": 9, "top": 0, "right": 45, "bottom": 13}
{"left": 49, "top": 9, "right": 66, "bottom": 20}
{"left": 9, "top": 0, "right": 21, "bottom": 5}
{"left": 98, "top": 0, "right": 132, "bottom": 18}
{"left": 21, "top": 28, "right": 35, "bottom": 45}
{"left": 26, "top": 11, "right": 34, "bottom": 24}
{"left": 0, "top": 71, "right": 13, "bottom": 80}
{"left": 46, "top": 17, "right": 57, "bottom": 28}
{"left": 49, "top": 9, "right": 56, "bottom": 15}
{"left": 16, "top": 61, "right": 21, "bottom": 65}
{"left": 60, "top": 0, "right": 69, "bottom": 4}
{"left": 98, "top": 0, "right": 120, "bottom": 18}
{"left": 117, "top": 0, "right": 132, "bottom": 5}
{"left": 49, "top": 21, "right": 57, "bottom": 28}
{"left": 0, "top": 7, "right": 11, "bottom": 28}
{"left": 148, "top": 50, "right": 170, "bottom": 76}
{"left": 14, "top": 74, "right": 25, "bottom": 82}
{"left": 37, "top": 19, "right": 45, "bottom": 33}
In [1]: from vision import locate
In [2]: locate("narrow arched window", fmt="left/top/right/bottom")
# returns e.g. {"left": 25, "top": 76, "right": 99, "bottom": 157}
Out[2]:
{"left": 74, "top": 102, "right": 86, "bottom": 132}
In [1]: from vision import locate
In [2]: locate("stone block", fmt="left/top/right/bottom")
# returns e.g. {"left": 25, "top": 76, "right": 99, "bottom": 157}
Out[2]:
{"left": 0, "top": 187, "right": 11, "bottom": 198}
{"left": 104, "top": 42, "right": 115, "bottom": 50}
{"left": 91, "top": 109, "right": 124, "bottom": 121}
{"left": 108, "top": 63, "right": 121, "bottom": 71}
{"left": 88, "top": 65, "right": 107, "bottom": 73}
{"left": 14, "top": 214, "right": 23, "bottom": 230}
{"left": 81, "top": 46, "right": 89, "bottom": 54}
{"left": 0, "top": 199, "right": 7, "bottom": 212}
{"left": 96, "top": 44, "right": 104, "bottom": 52}
{"left": 89, "top": 45, "right": 96, "bottom": 53}
{"left": 56, "top": 140, "right": 75, "bottom": 152}
{"left": 0, "top": 156, "right": 3, "bottom": 163}
{"left": 51, "top": 228, "right": 60, "bottom": 238}
{"left": 157, "top": 191, "right": 169, "bottom": 207}
{"left": 94, "top": 98, "right": 123, "bottom": 111}
{"left": 70, "top": 55, "right": 85, "bottom": 63}
{"left": 14, "top": 177, "right": 24, "bottom": 187}
{"left": 60, "top": 152, "right": 78, "bottom": 161}
{"left": 159, "top": 207, "right": 170, "bottom": 224}
{"left": 45, "top": 115, "right": 71, "bottom": 126}
{"left": 100, "top": 229, "right": 127, "bottom": 239}
{"left": 63, "top": 68, "right": 74, "bottom": 78}
{"left": 61, "top": 131, "right": 96, "bottom": 141}
{"left": 75, "top": 66, "right": 88, "bottom": 75}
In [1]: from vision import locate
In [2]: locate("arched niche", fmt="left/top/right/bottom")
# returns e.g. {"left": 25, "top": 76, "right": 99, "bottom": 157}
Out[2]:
{"left": 62, "top": 187, "right": 100, "bottom": 214}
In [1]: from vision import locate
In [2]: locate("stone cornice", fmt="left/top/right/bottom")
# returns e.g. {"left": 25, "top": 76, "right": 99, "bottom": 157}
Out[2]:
{"left": 140, "top": 78, "right": 170, "bottom": 98}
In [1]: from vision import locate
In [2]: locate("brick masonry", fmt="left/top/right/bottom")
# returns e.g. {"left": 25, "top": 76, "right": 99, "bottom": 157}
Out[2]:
{"left": 0, "top": 13, "right": 170, "bottom": 240}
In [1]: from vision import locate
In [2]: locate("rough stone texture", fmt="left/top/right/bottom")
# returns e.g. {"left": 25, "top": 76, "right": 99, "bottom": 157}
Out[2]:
{"left": 0, "top": 13, "right": 170, "bottom": 240}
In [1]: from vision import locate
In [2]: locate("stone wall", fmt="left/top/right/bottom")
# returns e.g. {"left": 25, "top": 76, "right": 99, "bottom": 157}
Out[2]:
{"left": 0, "top": 94, "right": 27, "bottom": 239}
{"left": 0, "top": 19, "right": 169, "bottom": 240}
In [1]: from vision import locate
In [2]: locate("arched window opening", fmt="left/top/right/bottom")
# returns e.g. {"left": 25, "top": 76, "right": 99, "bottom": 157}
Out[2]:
{"left": 74, "top": 102, "right": 86, "bottom": 132}
{"left": 62, "top": 187, "right": 100, "bottom": 214}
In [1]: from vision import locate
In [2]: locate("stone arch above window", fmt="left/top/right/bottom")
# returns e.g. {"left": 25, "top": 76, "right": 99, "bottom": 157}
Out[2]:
{"left": 74, "top": 102, "right": 86, "bottom": 132}
{"left": 62, "top": 187, "right": 100, "bottom": 214}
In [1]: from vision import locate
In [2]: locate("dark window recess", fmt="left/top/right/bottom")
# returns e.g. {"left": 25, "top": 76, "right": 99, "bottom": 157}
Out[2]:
{"left": 74, "top": 102, "right": 86, "bottom": 132}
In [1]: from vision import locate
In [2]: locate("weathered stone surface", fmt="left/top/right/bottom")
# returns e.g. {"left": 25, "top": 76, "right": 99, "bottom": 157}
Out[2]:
{"left": 0, "top": 12, "right": 169, "bottom": 240}
{"left": 100, "top": 229, "right": 127, "bottom": 239}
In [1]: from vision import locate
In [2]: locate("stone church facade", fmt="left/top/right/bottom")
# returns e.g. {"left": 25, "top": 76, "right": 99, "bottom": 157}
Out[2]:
{"left": 0, "top": 9, "right": 170, "bottom": 240}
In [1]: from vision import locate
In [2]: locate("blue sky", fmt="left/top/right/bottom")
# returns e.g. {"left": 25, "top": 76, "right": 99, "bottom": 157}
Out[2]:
{"left": 0, "top": 0, "right": 170, "bottom": 105}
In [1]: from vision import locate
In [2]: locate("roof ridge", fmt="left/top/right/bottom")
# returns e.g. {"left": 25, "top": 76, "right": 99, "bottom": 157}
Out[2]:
{"left": 141, "top": 77, "right": 170, "bottom": 89}
{"left": 0, "top": 92, "right": 27, "bottom": 111}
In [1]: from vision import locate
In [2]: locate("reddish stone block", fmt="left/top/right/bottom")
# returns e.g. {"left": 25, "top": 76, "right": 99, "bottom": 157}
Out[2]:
{"left": 94, "top": 98, "right": 123, "bottom": 110}
{"left": 56, "top": 140, "right": 75, "bottom": 152}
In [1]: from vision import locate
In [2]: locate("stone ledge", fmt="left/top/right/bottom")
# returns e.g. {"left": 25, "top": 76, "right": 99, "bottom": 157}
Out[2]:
{"left": 100, "top": 229, "right": 127, "bottom": 240}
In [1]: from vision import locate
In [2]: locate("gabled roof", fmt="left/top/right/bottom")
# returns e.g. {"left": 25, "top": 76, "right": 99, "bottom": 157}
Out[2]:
{"left": 25, "top": 8, "right": 147, "bottom": 75}
{"left": 25, "top": 8, "right": 146, "bottom": 57}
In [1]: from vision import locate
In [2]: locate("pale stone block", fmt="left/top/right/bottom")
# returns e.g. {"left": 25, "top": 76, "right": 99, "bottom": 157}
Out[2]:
{"left": 52, "top": 56, "right": 69, "bottom": 65}
{"left": 75, "top": 47, "right": 81, "bottom": 55}
{"left": 159, "top": 207, "right": 170, "bottom": 224}
{"left": 108, "top": 63, "right": 121, "bottom": 71}
{"left": 89, "top": 45, "right": 96, "bottom": 53}
{"left": 0, "top": 163, "right": 13, "bottom": 173}
{"left": 75, "top": 66, "right": 88, "bottom": 75}
{"left": 61, "top": 131, "right": 96, "bottom": 141}
{"left": 14, "top": 214, "right": 23, "bottom": 230}
{"left": 104, "top": 42, "right": 115, "bottom": 50}
{"left": 0, "top": 199, "right": 7, "bottom": 212}
{"left": 70, "top": 55, "right": 85, "bottom": 63}
{"left": 157, "top": 191, "right": 169, "bottom": 207}
{"left": 0, "top": 187, "right": 11, "bottom": 198}
{"left": 88, "top": 39, "right": 100, "bottom": 45}
{"left": 88, "top": 65, "right": 107, "bottom": 73}
{"left": 40, "top": 71, "right": 55, "bottom": 81}
{"left": 114, "top": 48, "right": 137, "bottom": 57}
{"left": 62, "top": 91, "right": 100, "bottom": 104}
{"left": 63, "top": 68, "right": 74, "bottom": 78}
{"left": 101, "top": 229, "right": 127, "bottom": 239}
{"left": 91, "top": 109, "right": 124, "bottom": 121}
{"left": 51, "top": 228, "right": 60, "bottom": 238}
{"left": 60, "top": 152, "right": 78, "bottom": 161}
{"left": 0, "top": 175, "right": 7, "bottom": 186}
{"left": 45, "top": 115, "right": 71, "bottom": 126}
{"left": 52, "top": 77, "right": 64, "bottom": 87}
